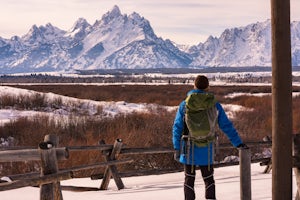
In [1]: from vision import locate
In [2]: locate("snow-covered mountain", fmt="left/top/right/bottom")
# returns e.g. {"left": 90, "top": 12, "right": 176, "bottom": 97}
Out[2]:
{"left": 0, "top": 5, "right": 300, "bottom": 73}
{"left": 0, "top": 5, "right": 192, "bottom": 73}
{"left": 189, "top": 20, "right": 300, "bottom": 67}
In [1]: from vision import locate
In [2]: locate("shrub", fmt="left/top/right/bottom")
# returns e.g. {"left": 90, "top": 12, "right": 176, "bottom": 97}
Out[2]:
{"left": 0, "top": 109, "right": 176, "bottom": 176}
{"left": 2, "top": 84, "right": 300, "bottom": 177}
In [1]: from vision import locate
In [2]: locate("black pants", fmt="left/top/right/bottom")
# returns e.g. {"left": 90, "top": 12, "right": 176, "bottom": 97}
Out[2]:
{"left": 184, "top": 165, "right": 216, "bottom": 200}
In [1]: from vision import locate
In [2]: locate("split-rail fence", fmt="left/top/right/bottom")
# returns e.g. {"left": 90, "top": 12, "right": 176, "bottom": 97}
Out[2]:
{"left": 1, "top": 134, "right": 300, "bottom": 200}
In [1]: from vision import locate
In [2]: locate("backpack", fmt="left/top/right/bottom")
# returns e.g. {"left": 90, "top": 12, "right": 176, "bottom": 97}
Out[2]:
{"left": 184, "top": 92, "right": 218, "bottom": 147}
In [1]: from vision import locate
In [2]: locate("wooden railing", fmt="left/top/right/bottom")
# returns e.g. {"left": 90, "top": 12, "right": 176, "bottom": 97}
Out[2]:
{"left": 0, "top": 135, "right": 132, "bottom": 199}
{"left": 0, "top": 134, "right": 273, "bottom": 200}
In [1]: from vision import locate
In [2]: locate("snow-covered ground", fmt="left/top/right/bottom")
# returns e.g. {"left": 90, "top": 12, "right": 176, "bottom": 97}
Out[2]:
{"left": 0, "top": 163, "right": 298, "bottom": 200}
{"left": 2, "top": 82, "right": 300, "bottom": 127}
{"left": 0, "top": 83, "right": 298, "bottom": 199}
{"left": 0, "top": 85, "right": 177, "bottom": 126}
{"left": 0, "top": 85, "right": 249, "bottom": 126}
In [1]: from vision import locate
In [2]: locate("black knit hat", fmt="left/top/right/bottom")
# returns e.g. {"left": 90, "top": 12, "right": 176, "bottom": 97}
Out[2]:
{"left": 194, "top": 75, "right": 209, "bottom": 90}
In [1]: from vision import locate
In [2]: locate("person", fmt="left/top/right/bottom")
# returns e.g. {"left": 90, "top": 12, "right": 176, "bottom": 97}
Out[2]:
{"left": 172, "top": 75, "right": 246, "bottom": 200}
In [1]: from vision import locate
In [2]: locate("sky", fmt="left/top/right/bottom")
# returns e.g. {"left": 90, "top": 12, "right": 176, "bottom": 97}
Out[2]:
{"left": 0, "top": 0, "right": 299, "bottom": 45}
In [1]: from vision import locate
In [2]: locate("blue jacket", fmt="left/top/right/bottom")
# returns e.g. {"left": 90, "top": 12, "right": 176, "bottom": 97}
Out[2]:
{"left": 172, "top": 89, "right": 243, "bottom": 166}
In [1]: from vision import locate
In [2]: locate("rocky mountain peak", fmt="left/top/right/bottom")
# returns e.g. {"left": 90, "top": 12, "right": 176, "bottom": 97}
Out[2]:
{"left": 0, "top": 7, "right": 300, "bottom": 74}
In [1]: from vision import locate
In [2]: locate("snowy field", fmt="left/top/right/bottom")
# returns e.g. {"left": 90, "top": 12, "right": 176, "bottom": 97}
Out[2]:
{"left": 0, "top": 164, "right": 298, "bottom": 200}
{"left": 1, "top": 81, "right": 300, "bottom": 126}
{"left": 0, "top": 85, "right": 250, "bottom": 126}
{"left": 0, "top": 85, "right": 177, "bottom": 125}
{"left": 0, "top": 80, "right": 299, "bottom": 199}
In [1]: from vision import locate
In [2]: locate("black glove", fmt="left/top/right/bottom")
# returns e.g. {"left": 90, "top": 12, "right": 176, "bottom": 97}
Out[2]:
{"left": 174, "top": 150, "right": 180, "bottom": 162}
{"left": 237, "top": 143, "right": 249, "bottom": 149}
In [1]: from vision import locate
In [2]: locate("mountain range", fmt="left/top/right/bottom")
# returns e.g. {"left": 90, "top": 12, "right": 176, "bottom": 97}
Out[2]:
{"left": 0, "top": 5, "right": 300, "bottom": 74}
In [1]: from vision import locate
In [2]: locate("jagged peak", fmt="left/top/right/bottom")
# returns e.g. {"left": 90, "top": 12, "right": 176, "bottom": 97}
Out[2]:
{"left": 75, "top": 18, "right": 89, "bottom": 25}
{"left": 10, "top": 36, "right": 21, "bottom": 41}
{"left": 66, "top": 18, "right": 91, "bottom": 38}
{"left": 21, "top": 24, "right": 43, "bottom": 42}
{"left": 70, "top": 18, "right": 91, "bottom": 31}
{"left": 207, "top": 35, "right": 217, "bottom": 41}
{"left": 110, "top": 5, "right": 121, "bottom": 16}
{"left": 45, "top": 23, "right": 54, "bottom": 28}
{"left": 30, "top": 24, "right": 39, "bottom": 31}
{"left": 40, "top": 23, "right": 55, "bottom": 32}
{"left": 27, "top": 23, "right": 61, "bottom": 33}
{"left": 22, "top": 22, "right": 65, "bottom": 42}
{"left": 91, "top": 5, "right": 123, "bottom": 27}
{"left": 24, "top": 25, "right": 41, "bottom": 37}
{"left": 101, "top": 5, "right": 122, "bottom": 21}
{"left": 0, "top": 36, "right": 7, "bottom": 45}
{"left": 128, "top": 12, "right": 143, "bottom": 20}
{"left": 40, "top": 23, "right": 66, "bottom": 36}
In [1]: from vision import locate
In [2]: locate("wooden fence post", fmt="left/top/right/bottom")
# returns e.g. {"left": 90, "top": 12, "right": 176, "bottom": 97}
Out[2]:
{"left": 100, "top": 139, "right": 124, "bottom": 190}
{"left": 39, "top": 135, "right": 63, "bottom": 200}
{"left": 293, "top": 134, "right": 300, "bottom": 200}
{"left": 239, "top": 148, "right": 251, "bottom": 200}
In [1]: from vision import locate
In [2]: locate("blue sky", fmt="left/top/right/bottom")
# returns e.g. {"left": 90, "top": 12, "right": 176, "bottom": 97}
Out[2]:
{"left": 0, "top": 0, "right": 299, "bottom": 45}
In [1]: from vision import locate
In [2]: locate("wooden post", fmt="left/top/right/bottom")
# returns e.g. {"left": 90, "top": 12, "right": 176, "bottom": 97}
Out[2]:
{"left": 293, "top": 134, "right": 300, "bottom": 200}
{"left": 263, "top": 159, "right": 272, "bottom": 174}
{"left": 239, "top": 148, "right": 251, "bottom": 200}
{"left": 271, "top": 0, "right": 292, "bottom": 199}
{"left": 100, "top": 139, "right": 124, "bottom": 190}
{"left": 39, "top": 135, "right": 63, "bottom": 200}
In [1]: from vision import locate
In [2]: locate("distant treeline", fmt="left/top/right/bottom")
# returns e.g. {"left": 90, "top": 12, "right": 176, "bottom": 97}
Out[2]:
{"left": 0, "top": 74, "right": 188, "bottom": 84}
{"left": 2, "top": 66, "right": 300, "bottom": 84}
{"left": 77, "top": 66, "right": 273, "bottom": 75}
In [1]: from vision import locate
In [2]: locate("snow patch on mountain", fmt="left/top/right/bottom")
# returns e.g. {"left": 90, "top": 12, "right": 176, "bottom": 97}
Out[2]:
{"left": 189, "top": 20, "right": 272, "bottom": 67}
{"left": 0, "top": 5, "right": 300, "bottom": 74}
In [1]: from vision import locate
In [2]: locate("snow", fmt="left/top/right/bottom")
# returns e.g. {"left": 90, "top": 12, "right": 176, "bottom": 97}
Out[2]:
{"left": 0, "top": 86, "right": 177, "bottom": 125}
{"left": 0, "top": 84, "right": 298, "bottom": 199}
{"left": 0, "top": 85, "right": 248, "bottom": 125}
{"left": 0, "top": 109, "right": 44, "bottom": 125}
{"left": 4, "top": 6, "right": 300, "bottom": 73}
{"left": 0, "top": 164, "right": 298, "bottom": 199}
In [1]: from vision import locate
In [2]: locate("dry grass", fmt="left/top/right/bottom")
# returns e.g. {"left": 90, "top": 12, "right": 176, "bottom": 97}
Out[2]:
{"left": 1, "top": 84, "right": 300, "bottom": 176}
{"left": 7, "top": 84, "right": 293, "bottom": 106}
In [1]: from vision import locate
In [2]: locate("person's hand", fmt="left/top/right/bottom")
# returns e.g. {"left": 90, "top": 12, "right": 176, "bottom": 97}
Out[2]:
{"left": 237, "top": 143, "right": 249, "bottom": 149}
{"left": 174, "top": 150, "right": 180, "bottom": 162}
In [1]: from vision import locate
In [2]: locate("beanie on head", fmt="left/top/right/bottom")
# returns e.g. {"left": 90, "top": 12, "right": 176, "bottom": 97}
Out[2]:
{"left": 194, "top": 75, "right": 209, "bottom": 90}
